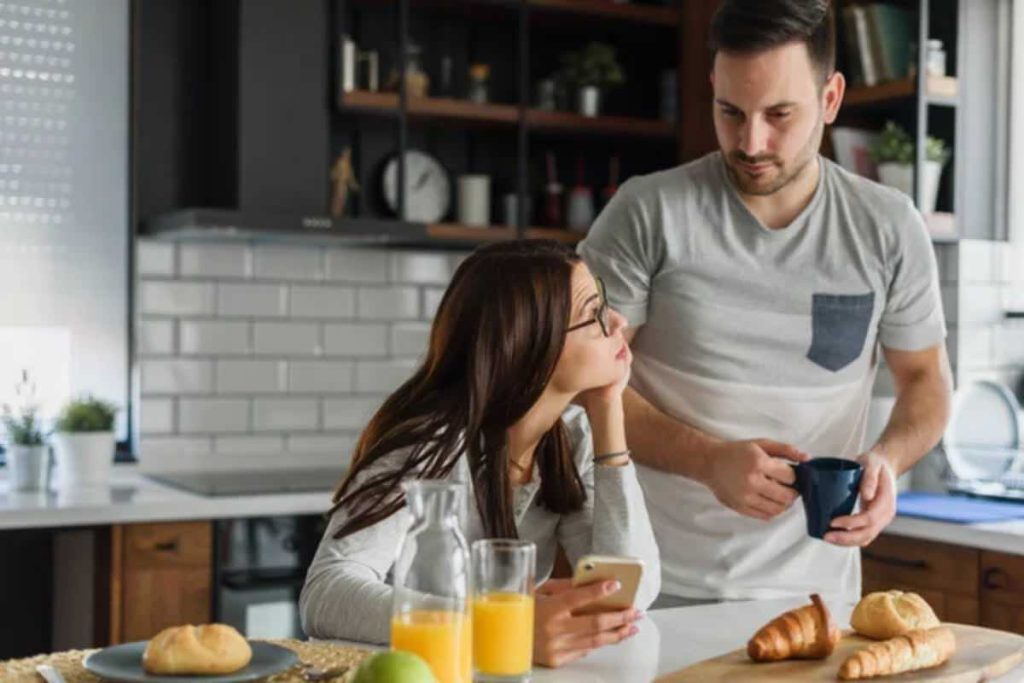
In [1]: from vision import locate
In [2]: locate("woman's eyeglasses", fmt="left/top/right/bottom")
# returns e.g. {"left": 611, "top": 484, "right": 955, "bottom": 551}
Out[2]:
{"left": 567, "top": 278, "right": 610, "bottom": 337}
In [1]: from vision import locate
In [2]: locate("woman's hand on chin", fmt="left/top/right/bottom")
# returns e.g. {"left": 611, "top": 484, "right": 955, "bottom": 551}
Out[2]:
{"left": 577, "top": 345, "right": 632, "bottom": 416}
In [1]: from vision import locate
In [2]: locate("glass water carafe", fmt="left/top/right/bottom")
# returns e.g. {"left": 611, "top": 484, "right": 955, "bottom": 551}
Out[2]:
{"left": 390, "top": 480, "right": 471, "bottom": 683}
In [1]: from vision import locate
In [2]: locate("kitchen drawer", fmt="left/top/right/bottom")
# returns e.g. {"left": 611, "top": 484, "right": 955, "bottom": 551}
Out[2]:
{"left": 980, "top": 551, "right": 1024, "bottom": 635}
{"left": 124, "top": 522, "right": 212, "bottom": 570}
{"left": 862, "top": 533, "right": 979, "bottom": 597}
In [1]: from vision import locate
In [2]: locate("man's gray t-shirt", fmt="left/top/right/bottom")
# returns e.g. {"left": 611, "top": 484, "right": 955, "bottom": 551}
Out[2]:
{"left": 579, "top": 152, "right": 945, "bottom": 602}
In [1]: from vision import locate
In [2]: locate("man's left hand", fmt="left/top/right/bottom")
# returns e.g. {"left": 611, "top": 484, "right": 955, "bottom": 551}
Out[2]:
{"left": 824, "top": 451, "right": 897, "bottom": 547}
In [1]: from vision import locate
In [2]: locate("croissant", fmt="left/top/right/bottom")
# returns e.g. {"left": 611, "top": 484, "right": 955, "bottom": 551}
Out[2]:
{"left": 839, "top": 626, "right": 956, "bottom": 680}
{"left": 143, "top": 624, "right": 252, "bottom": 675}
{"left": 747, "top": 593, "right": 841, "bottom": 662}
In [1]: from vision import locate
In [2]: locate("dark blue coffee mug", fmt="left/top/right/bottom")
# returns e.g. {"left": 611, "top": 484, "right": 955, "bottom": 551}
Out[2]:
{"left": 790, "top": 457, "right": 864, "bottom": 539}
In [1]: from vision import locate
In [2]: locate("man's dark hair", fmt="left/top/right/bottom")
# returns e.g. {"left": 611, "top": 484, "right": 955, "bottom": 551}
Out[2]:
{"left": 709, "top": 0, "right": 836, "bottom": 82}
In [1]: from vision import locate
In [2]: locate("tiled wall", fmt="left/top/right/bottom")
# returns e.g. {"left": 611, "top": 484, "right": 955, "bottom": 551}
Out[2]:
{"left": 948, "top": 240, "right": 1024, "bottom": 395}
{"left": 134, "top": 238, "right": 464, "bottom": 471}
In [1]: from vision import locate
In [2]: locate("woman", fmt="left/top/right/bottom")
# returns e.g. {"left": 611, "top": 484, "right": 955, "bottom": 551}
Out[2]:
{"left": 299, "top": 240, "right": 659, "bottom": 668}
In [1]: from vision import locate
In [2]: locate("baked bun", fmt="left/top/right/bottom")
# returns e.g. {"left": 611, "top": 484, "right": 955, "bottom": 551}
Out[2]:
{"left": 142, "top": 624, "right": 252, "bottom": 675}
{"left": 851, "top": 591, "right": 940, "bottom": 640}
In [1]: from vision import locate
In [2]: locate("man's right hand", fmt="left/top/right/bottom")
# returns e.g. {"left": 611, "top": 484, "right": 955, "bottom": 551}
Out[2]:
{"left": 700, "top": 439, "right": 810, "bottom": 521}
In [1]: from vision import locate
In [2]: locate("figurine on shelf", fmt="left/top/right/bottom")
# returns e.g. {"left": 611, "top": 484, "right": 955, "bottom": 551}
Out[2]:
{"left": 468, "top": 63, "right": 490, "bottom": 104}
{"left": 385, "top": 42, "right": 429, "bottom": 98}
{"left": 330, "top": 147, "right": 360, "bottom": 218}
{"left": 543, "top": 151, "right": 564, "bottom": 228}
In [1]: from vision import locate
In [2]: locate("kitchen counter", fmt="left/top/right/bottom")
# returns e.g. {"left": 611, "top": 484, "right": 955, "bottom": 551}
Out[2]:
{"left": 3, "top": 468, "right": 1024, "bottom": 558}
{"left": 330, "top": 596, "right": 1022, "bottom": 682}
{"left": 0, "top": 466, "right": 332, "bottom": 530}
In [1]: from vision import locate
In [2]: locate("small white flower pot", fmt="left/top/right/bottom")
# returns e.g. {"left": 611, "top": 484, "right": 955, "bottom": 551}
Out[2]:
{"left": 6, "top": 444, "right": 49, "bottom": 491}
{"left": 52, "top": 432, "right": 115, "bottom": 487}
{"left": 877, "top": 161, "right": 943, "bottom": 214}
{"left": 577, "top": 86, "right": 601, "bottom": 118}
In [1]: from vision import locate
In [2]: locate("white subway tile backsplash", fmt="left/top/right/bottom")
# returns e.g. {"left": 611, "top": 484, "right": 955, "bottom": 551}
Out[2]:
{"left": 356, "top": 360, "right": 417, "bottom": 393}
{"left": 137, "top": 241, "right": 176, "bottom": 276}
{"left": 138, "top": 436, "right": 212, "bottom": 460}
{"left": 289, "top": 361, "right": 353, "bottom": 393}
{"left": 217, "top": 360, "right": 285, "bottom": 394}
{"left": 286, "top": 432, "right": 356, "bottom": 456}
{"left": 323, "top": 323, "right": 388, "bottom": 356}
{"left": 179, "top": 320, "right": 250, "bottom": 355}
{"left": 958, "top": 284, "right": 1006, "bottom": 325}
{"left": 180, "top": 243, "right": 250, "bottom": 278}
{"left": 291, "top": 285, "right": 356, "bottom": 319}
{"left": 139, "top": 398, "right": 174, "bottom": 434}
{"left": 213, "top": 435, "right": 285, "bottom": 455}
{"left": 993, "top": 323, "right": 1024, "bottom": 367}
{"left": 392, "top": 253, "right": 451, "bottom": 284}
{"left": 253, "top": 398, "right": 319, "bottom": 431}
{"left": 423, "top": 288, "right": 445, "bottom": 318}
{"left": 141, "top": 359, "right": 213, "bottom": 394}
{"left": 178, "top": 398, "right": 250, "bottom": 433}
{"left": 140, "top": 281, "right": 215, "bottom": 316}
{"left": 325, "top": 248, "right": 390, "bottom": 283}
{"left": 358, "top": 287, "right": 419, "bottom": 320}
{"left": 253, "top": 322, "right": 321, "bottom": 355}
{"left": 218, "top": 283, "right": 288, "bottom": 317}
{"left": 254, "top": 245, "right": 324, "bottom": 281}
{"left": 391, "top": 323, "right": 431, "bottom": 357}
{"left": 137, "top": 319, "right": 175, "bottom": 355}
{"left": 323, "top": 397, "right": 381, "bottom": 430}
{"left": 959, "top": 240, "right": 1000, "bottom": 283}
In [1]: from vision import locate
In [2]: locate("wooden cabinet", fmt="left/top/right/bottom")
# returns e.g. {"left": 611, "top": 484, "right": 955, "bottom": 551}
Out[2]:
{"left": 103, "top": 521, "right": 213, "bottom": 644}
{"left": 980, "top": 551, "right": 1024, "bottom": 634}
{"left": 861, "top": 534, "right": 980, "bottom": 624}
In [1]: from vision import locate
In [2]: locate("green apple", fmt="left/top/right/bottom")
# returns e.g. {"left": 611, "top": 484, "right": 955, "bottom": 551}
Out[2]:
{"left": 351, "top": 651, "right": 437, "bottom": 683}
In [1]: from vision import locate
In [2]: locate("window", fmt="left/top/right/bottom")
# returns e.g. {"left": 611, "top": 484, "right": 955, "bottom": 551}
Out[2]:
{"left": 0, "top": 0, "right": 130, "bottom": 444}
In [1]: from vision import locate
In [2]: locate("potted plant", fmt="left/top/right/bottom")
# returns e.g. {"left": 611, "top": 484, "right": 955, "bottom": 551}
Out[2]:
{"left": 52, "top": 396, "right": 118, "bottom": 487}
{"left": 558, "top": 43, "right": 625, "bottom": 117}
{"left": 870, "top": 121, "right": 951, "bottom": 214}
{"left": 2, "top": 403, "right": 48, "bottom": 492}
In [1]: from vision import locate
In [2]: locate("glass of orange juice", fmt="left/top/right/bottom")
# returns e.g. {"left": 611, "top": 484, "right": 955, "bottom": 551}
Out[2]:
{"left": 471, "top": 539, "right": 536, "bottom": 682}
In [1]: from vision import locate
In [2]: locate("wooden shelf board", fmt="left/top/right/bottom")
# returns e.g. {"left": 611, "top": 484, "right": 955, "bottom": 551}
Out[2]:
{"left": 527, "top": 108, "right": 675, "bottom": 138}
{"left": 427, "top": 223, "right": 583, "bottom": 244}
{"left": 844, "top": 77, "right": 959, "bottom": 109}
{"left": 527, "top": 0, "right": 679, "bottom": 27}
{"left": 341, "top": 91, "right": 675, "bottom": 138}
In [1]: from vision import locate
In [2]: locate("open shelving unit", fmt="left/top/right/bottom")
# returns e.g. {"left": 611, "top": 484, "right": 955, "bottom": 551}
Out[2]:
{"left": 330, "top": 0, "right": 683, "bottom": 247}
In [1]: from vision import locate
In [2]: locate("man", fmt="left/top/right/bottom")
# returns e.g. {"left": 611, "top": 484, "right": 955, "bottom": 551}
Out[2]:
{"left": 579, "top": 0, "right": 952, "bottom": 607}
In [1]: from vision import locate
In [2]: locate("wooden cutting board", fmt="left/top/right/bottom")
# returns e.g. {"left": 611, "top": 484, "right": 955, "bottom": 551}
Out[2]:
{"left": 657, "top": 624, "right": 1024, "bottom": 682}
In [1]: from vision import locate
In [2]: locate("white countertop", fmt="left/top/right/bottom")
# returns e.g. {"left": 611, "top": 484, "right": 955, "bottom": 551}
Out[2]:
{"left": 3, "top": 468, "right": 1024, "bottom": 558}
{"left": 0, "top": 467, "right": 332, "bottom": 530}
{"left": 332, "top": 597, "right": 1023, "bottom": 682}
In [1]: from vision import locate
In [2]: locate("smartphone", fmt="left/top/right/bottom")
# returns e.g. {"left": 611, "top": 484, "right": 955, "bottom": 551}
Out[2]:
{"left": 571, "top": 555, "right": 644, "bottom": 614}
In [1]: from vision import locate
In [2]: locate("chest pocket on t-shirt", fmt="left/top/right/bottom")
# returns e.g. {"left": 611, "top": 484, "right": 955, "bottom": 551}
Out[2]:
{"left": 807, "top": 293, "right": 875, "bottom": 372}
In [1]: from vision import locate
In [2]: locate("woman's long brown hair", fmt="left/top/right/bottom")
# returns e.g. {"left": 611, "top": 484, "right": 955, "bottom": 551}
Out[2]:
{"left": 329, "top": 240, "right": 587, "bottom": 539}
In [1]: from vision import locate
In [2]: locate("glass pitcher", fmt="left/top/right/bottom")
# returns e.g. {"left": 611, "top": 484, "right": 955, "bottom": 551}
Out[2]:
{"left": 390, "top": 480, "right": 471, "bottom": 683}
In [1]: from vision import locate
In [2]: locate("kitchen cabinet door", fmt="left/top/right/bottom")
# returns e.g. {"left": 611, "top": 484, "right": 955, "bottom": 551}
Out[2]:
{"left": 861, "top": 533, "right": 980, "bottom": 624}
{"left": 980, "top": 551, "right": 1024, "bottom": 635}
{"left": 110, "top": 522, "right": 213, "bottom": 643}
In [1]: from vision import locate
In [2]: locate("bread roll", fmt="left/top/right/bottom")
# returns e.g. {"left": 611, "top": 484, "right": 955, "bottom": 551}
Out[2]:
{"left": 851, "top": 590, "right": 940, "bottom": 640}
{"left": 142, "top": 624, "right": 252, "bottom": 675}
{"left": 839, "top": 626, "right": 956, "bottom": 680}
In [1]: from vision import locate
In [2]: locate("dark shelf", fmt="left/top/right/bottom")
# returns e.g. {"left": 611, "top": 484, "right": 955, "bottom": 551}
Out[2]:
{"left": 527, "top": 0, "right": 680, "bottom": 27}
{"left": 843, "top": 77, "right": 959, "bottom": 109}
{"left": 339, "top": 91, "right": 676, "bottom": 138}
{"left": 143, "top": 209, "right": 584, "bottom": 250}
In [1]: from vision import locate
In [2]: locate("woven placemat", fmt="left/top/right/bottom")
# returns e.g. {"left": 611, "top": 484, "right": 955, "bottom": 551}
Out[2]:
{"left": 0, "top": 639, "right": 373, "bottom": 683}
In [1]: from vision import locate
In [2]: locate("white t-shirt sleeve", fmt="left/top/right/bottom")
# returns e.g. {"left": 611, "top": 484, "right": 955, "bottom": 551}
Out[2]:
{"left": 877, "top": 200, "right": 947, "bottom": 351}
{"left": 578, "top": 179, "right": 663, "bottom": 328}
